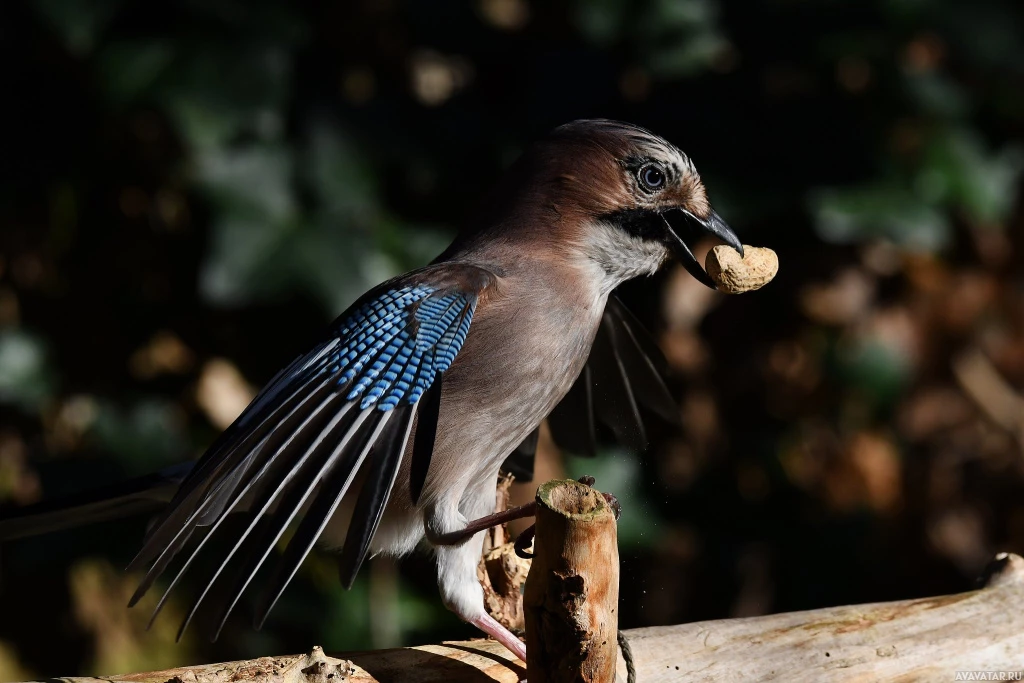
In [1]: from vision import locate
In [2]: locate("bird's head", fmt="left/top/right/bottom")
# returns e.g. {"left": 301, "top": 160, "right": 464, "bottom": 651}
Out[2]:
{"left": 480, "top": 119, "right": 743, "bottom": 291}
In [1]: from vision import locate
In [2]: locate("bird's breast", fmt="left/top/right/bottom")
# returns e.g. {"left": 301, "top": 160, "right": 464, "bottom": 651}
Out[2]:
{"left": 422, "top": 275, "right": 606, "bottom": 502}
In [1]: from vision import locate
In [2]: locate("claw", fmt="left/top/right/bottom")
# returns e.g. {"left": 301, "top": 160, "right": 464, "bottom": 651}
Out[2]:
{"left": 514, "top": 524, "right": 535, "bottom": 558}
{"left": 575, "top": 475, "right": 621, "bottom": 520}
{"left": 603, "top": 492, "right": 621, "bottom": 520}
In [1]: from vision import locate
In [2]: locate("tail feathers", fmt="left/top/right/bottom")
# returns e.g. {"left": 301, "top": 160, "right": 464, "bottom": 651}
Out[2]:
{"left": 0, "top": 462, "right": 192, "bottom": 541}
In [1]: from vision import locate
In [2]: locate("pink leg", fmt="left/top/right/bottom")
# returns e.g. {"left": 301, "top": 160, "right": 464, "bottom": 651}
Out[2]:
{"left": 469, "top": 612, "right": 527, "bottom": 662}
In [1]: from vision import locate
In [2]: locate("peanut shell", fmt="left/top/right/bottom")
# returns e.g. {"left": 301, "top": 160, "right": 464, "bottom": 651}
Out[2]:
{"left": 706, "top": 244, "right": 778, "bottom": 293}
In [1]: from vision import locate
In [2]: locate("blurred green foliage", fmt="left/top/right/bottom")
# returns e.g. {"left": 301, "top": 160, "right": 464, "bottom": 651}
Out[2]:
{"left": 1, "top": 0, "right": 1024, "bottom": 678}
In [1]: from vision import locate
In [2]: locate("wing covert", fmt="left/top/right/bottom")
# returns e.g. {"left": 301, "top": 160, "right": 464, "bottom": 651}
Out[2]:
{"left": 334, "top": 284, "right": 476, "bottom": 410}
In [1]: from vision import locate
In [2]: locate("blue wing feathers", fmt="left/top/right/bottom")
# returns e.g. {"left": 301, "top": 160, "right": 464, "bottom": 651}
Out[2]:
{"left": 321, "top": 279, "right": 482, "bottom": 411}
{"left": 126, "top": 264, "right": 493, "bottom": 637}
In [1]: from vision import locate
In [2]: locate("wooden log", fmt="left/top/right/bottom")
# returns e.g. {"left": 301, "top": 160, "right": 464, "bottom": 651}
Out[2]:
{"left": 22, "top": 556, "right": 1024, "bottom": 682}
{"left": 614, "top": 551, "right": 1024, "bottom": 682}
{"left": 524, "top": 479, "right": 619, "bottom": 683}
{"left": 36, "top": 643, "right": 523, "bottom": 683}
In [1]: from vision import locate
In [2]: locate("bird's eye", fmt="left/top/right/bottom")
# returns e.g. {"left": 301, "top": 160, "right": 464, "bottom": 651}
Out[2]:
{"left": 638, "top": 164, "right": 665, "bottom": 191}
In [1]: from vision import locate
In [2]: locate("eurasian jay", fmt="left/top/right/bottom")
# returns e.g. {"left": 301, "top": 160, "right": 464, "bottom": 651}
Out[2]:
{"left": 0, "top": 119, "right": 742, "bottom": 661}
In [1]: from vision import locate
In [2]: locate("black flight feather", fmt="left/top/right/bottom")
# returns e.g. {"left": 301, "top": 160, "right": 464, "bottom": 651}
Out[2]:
{"left": 129, "top": 380, "right": 341, "bottom": 611}
{"left": 207, "top": 405, "right": 388, "bottom": 637}
{"left": 336, "top": 408, "right": 413, "bottom": 590}
{"left": 409, "top": 371, "right": 442, "bottom": 504}
{"left": 118, "top": 263, "right": 494, "bottom": 637}
{"left": 174, "top": 400, "right": 368, "bottom": 640}
{"left": 606, "top": 300, "right": 677, "bottom": 424}
{"left": 606, "top": 295, "right": 670, "bottom": 376}
{"left": 589, "top": 311, "right": 647, "bottom": 451}
{"left": 545, "top": 295, "right": 679, "bottom": 464}
{"left": 251, "top": 404, "right": 412, "bottom": 630}
{"left": 156, "top": 343, "right": 337, "bottom": 528}
{"left": 548, "top": 364, "right": 599, "bottom": 457}
{"left": 130, "top": 368, "right": 336, "bottom": 571}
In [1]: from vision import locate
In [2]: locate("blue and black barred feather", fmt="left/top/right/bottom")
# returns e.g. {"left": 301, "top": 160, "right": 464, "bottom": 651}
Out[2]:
{"left": 125, "top": 264, "right": 495, "bottom": 639}
{"left": 333, "top": 285, "right": 476, "bottom": 410}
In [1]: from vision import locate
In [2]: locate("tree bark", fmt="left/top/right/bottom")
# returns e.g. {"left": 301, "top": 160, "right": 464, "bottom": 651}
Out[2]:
{"left": 615, "top": 551, "right": 1024, "bottom": 682}
{"left": 523, "top": 479, "right": 619, "bottom": 683}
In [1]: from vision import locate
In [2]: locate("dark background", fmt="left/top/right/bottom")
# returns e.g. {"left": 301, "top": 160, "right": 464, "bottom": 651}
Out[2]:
{"left": 1, "top": 0, "right": 1023, "bottom": 677}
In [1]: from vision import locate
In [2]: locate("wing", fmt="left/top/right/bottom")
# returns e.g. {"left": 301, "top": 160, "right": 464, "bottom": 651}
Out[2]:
{"left": 127, "top": 263, "right": 496, "bottom": 639}
{"left": 502, "top": 295, "right": 678, "bottom": 480}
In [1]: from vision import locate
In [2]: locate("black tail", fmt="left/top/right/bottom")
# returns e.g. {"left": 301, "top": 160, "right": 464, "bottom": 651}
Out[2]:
{"left": 0, "top": 462, "right": 192, "bottom": 541}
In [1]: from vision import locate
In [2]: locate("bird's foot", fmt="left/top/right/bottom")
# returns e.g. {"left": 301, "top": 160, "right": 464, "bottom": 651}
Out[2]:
{"left": 577, "top": 474, "right": 621, "bottom": 518}
{"left": 512, "top": 476, "right": 620, "bottom": 559}
{"left": 469, "top": 611, "right": 527, "bottom": 662}
{"left": 513, "top": 524, "right": 535, "bottom": 558}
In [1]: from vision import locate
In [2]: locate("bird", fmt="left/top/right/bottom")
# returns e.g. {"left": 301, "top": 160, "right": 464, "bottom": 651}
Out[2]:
{"left": 0, "top": 119, "right": 742, "bottom": 662}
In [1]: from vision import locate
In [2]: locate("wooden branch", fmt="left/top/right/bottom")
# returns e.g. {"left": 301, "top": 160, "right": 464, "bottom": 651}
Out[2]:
{"left": 35, "top": 552, "right": 1024, "bottom": 683}
{"left": 524, "top": 479, "right": 619, "bottom": 683}
{"left": 39, "top": 643, "right": 522, "bottom": 683}
{"left": 615, "top": 551, "right": 1024, "bottom": 682}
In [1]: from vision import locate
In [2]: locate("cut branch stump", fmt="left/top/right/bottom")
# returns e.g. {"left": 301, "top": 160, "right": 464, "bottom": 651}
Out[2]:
{"left": 524, "top": 479, "right": 619, "bottom": 683}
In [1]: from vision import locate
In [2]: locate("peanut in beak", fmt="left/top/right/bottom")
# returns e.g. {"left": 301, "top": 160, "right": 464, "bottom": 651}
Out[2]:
{"left": 706, "top": 244, "right": 779, "bottom": 293}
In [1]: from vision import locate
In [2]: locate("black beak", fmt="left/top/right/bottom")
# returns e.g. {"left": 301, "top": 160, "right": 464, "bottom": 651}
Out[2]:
{"left": 660, "top": 208, "right": 744, "bottom": 289}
